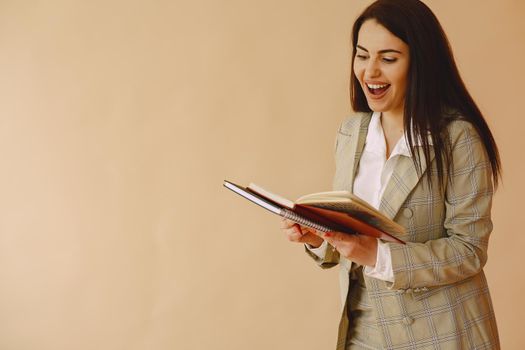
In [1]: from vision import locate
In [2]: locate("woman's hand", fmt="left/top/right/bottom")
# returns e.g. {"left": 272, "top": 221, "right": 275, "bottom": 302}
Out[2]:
{"left": 314, "top": 231, "right": 378, "bottom": 267}
{"left": 281, "top": 219, "right": 324, "bottom": 248}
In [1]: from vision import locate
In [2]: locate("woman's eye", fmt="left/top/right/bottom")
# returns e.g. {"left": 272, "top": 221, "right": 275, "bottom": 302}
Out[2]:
{"left": 356, "top": 54, "right": 368, "bottom": 60}
{"left": 382, "top": 57, "right": 397, "bottom": 63}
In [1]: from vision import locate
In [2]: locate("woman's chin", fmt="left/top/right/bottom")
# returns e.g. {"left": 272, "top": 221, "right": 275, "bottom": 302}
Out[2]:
{"left": 366, "top": 101, "right": 387, "bottom": 112}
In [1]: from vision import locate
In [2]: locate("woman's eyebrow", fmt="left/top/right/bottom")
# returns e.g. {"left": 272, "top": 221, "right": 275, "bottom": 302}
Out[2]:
{"left": 356, "top": 45, "right": 402, "bottom": 54}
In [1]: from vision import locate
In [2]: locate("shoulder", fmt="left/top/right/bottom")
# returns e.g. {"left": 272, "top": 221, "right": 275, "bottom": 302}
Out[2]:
{"left": 444, "top": 118, "right": 483, "bottom": 148}
{"left": 338, "top": 111, "right": 372, "bottom": 135}
{"left": 442, "top": 118, "right": 491, "bottom": 174}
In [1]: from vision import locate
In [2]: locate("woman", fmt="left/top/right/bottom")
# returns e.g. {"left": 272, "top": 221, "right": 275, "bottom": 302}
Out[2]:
{"left": 282, "top": 0, "right": 501, "bottom": 349}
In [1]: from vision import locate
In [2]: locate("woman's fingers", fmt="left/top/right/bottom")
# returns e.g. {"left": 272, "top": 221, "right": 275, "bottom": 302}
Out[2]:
{"left": 282, "top": 222, "right": 304, "bottom": 242}
{"left": 281, "top": 218, "right": 298, "bottom": 229}
{"left": 315, "top": 231, "right": 377, "bottom": 266}
{"left": 298, "top": 227, "right": 377, "bottom": 265}
{"left": 317, "top": 231, "right": 338, "bottom": 245}
{"left": 280, "top": 219, "right": 325, "bottom": 247}
{"left": 317, "top": 231, "right": 359, "bottom": 251}
{"left": 281, "top": 219, "right": 316, "bottom": 242}
{"left": 281, "top": 219, "right": 313, "bottom": 236}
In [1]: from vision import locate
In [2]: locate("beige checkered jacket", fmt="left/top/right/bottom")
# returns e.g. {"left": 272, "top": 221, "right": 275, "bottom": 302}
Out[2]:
{"left": 307, "top": 112, "right": 500, "bottom": 349}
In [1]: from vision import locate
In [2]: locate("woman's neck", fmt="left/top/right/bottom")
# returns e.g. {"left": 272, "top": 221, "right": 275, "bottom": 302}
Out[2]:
{"left": 380, "top": 110, "right": 404, "bottom": 158}
{"left": 381, "top": 110, "right": 404, "bottom": 131}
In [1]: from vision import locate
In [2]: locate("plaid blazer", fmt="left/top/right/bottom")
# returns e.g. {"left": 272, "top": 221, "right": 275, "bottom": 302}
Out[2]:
{"left": 307, "top": 112, "right": 500, "bottom": 349}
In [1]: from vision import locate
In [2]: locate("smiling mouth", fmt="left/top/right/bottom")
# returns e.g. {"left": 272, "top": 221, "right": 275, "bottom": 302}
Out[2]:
{"left": 366, "top": 83, "right": 391, "bottom": 96}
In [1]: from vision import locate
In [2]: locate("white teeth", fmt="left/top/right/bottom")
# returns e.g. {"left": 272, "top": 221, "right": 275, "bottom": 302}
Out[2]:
{"left": 367, "top": 83, "right": 389, "bottom": 89}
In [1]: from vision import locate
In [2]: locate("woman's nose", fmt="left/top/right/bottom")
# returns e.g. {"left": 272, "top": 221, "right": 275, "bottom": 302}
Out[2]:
{"left": 364, "top": 60, "right": 380, "bottom": 79}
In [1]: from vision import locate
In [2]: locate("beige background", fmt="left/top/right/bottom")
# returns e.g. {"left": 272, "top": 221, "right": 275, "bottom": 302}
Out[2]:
{"left": 0, "top": 0, "right": 522, "bottom": 349}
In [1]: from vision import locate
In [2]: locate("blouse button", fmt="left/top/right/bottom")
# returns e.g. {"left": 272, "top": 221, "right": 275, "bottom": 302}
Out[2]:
{"left": 403, "top": 208, "right": 413, "bottom": 218}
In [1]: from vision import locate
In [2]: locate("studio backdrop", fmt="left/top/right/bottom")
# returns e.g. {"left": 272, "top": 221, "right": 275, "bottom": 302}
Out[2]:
{"left": 0, "top": 0, "right": 522, "bottom": 349}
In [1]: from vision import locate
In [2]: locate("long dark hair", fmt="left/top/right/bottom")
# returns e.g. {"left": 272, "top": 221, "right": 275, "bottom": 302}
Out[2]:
{"left": 350, "top": 0, "right": 501, "bottom": 188}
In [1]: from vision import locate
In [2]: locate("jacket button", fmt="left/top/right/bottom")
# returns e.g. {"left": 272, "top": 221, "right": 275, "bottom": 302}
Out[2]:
{"left": 403, "top": 208, "right": 413, "bottom": 218}
{"left": 402, "top": 316, "right": 414, "bottom": 325}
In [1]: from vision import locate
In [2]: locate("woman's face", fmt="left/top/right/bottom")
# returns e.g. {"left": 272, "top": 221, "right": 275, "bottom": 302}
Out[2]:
{"left": 353, "top": 19, "right": 410, "bottom": 117}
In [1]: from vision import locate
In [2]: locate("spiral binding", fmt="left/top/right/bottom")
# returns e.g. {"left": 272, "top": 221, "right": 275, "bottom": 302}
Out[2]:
{"left": 282, "top": 208, "right": 332, "bottom": 232}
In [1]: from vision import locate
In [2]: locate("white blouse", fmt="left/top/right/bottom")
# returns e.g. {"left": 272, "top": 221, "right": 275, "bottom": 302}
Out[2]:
{"left": 309, "top": 112, "right": 423, "bottom": 281}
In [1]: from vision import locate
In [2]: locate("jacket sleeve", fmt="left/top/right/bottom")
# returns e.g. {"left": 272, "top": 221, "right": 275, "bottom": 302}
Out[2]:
{"left": 304, "top": 243, "right": 340, "bottom": 269}
{"left": 386, "top": 121, "right": 494, "bottom": 290}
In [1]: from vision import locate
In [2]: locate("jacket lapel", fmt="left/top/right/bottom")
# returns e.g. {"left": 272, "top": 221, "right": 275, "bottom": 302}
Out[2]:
{"left": 351, "top": 115, "right": 372, "bottom": 187}
{"left": 335, "top": 112, "right": 436, "bottom": 221}
{"left": 333, "top": 113, "right": 371, "bottom": 191}
{"left": 378, "top": 146, "right": 435, "bottom": 220}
